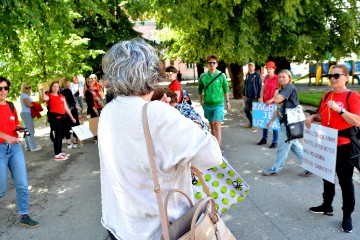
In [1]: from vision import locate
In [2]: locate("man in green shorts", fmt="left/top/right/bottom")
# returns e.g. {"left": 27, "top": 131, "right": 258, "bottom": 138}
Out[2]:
{"left": 198, "top": 55, "right": 231, "bottom": 145}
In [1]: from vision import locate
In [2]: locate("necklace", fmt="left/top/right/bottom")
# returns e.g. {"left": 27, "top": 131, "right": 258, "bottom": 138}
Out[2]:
{"left": 327, "top": 90, "right": 348, "bottom": 126}
{"left": 327, "top": 92, "right": 334, "bottom": 126}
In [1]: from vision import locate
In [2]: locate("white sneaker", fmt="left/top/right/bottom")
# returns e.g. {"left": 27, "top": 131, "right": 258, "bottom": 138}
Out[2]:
{"left": 31, "top": 146, "right": 42, "bottom": 152}
{"left": 55, "top": 155, "right": 68, "bottom": 161}
{"left": 60, "top": 152, "right": 70, "bottom": 157}
{"left": 72, "top": 144, "right": 78, "bottom": 149}
{"left": 67, "top": 144, "right": 73, "bottom": 149}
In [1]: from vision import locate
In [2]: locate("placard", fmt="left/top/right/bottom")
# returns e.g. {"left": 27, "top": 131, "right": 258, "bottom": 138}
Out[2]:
{"left": 302, "top": 124, "right": 338, "bottom": 183}
{"left": 72, "top": 125, "right": 94, "bottom": 141}
{"left": 88, "top": 117, "right": 99, "bottom": 136}
{"left": 252, "top": 102, "right": 280, "bottom": 130}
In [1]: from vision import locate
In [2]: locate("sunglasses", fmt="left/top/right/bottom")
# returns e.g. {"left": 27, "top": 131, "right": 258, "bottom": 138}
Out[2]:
{"left": 0, "top": 86, "right": 9, "bottom": 91}
{"left": 25, "top": 87, "right": 31, "bottom": 89}
{"left": 207, "top": 62, "right": 217, "bottom": 65}
{"left": 328, "top": 73, "right": 346, "bottom": 79}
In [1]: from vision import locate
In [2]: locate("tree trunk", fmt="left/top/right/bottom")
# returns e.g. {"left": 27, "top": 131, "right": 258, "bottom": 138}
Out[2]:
{"left": 196, "top": 64, "right": 204, "bottom": 80}
{"left": 227, "top": 63, "right": 244, "bottom": 99}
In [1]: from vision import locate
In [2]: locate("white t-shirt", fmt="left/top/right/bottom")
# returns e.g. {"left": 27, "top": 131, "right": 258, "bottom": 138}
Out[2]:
{"left": 98, "top": 96, "right": 222, "bottom": 240}
{"left": 70, "top": 82, "right": 84, "bottom": 97}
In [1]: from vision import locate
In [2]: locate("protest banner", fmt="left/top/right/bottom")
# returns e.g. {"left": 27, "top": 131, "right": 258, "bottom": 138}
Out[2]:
{"left": 72, "top": 125, "right": 94, "bottom": 141}
{"left": 302, "top": 124, "right": 338, "bottom": 183}
{"left": 252, "top": 102, "right": 280, "bottom": 130}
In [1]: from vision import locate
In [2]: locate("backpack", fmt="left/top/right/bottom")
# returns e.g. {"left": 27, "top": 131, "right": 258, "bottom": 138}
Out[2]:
{"left": 7, "top": 101, "right": 15, "bottom": 114}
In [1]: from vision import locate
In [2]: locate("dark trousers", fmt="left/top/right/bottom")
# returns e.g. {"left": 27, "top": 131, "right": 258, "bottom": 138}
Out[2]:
{"left": 49, "top": 117, "right": 65, "bottom": 155}
{"left": 323, "top": 144, "right": 355, "bottom": 216}
{"left": 244, "top": 98, "right": 258, "bottom": 125}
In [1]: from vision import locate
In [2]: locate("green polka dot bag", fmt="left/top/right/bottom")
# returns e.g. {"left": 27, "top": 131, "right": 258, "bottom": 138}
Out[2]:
{"left": 192, "top": 155, "right": 250, "bottom": 214}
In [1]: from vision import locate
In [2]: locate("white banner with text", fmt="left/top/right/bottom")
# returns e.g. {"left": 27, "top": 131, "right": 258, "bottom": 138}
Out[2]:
{"left": 302, "top": 124, "right": 338, "bottom": 183}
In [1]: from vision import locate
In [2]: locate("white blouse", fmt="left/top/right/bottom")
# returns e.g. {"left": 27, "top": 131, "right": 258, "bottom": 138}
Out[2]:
{"left": 98, "top": 96, "right": 222, "bottom": 240}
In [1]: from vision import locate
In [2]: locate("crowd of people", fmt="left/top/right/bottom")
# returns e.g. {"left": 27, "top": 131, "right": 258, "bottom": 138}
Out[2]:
{"left": 1, "top": 38, "right": 359, "bottom": 237}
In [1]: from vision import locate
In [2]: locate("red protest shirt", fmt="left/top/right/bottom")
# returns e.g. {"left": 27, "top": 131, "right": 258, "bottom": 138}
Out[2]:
{"left": 263, "top": 75, "right": 278, "bottom": 102}
{"left": 319, "top": 91, "right": 360, "bottom": 146}
{"left": 168, "top": 79, "right": 183, "bottom": 103}
{"left": 47, "top": 94, "right": 66, "bottom": 114}
{"left": 0, "top": 103, "right": 20, "bottom": 143}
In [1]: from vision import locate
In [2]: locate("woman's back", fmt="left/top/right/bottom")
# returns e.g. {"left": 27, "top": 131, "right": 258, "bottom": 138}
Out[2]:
{"left": 98, "top": 96, "right": 222, "bottom": 239}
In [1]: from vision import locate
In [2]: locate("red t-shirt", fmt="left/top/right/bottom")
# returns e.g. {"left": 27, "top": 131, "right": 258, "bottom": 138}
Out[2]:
{"left": 263, "top": 75, "right": 278, "bottom": 102}
{"left": 47, "top": 94, "right": 66, "bottom": 114}
{"left": 319, "top": 91, "right": 360, "bottom": 146}
{"left": 0, "top": 103, "right": 19, "bottom": 143}
{"left": 168, "top": 80, "right": 183, "bottom": 103}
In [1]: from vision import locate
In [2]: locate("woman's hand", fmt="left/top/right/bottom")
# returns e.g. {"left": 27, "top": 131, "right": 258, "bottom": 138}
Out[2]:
{"left": 327, "top": 100, "right": 341, "bottom": 113}
{"left": 305, "top": 115, "right": 315, "bottom": 128}
{"left": 160, "top": 93, "right": 171, "bottom": 104}
{"left": 266, "top": 121, "right": 272, "bottom": 129}
{"left": 4, "top": 135, "right": 19, "bottom": 144}
{"left": 71, "top": 116, "right": 76, "bottom": 123}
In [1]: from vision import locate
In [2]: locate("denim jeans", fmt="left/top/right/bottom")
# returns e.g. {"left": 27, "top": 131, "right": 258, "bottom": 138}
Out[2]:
{"left": 262, "top": 128, "right": 279, "bottom": 144}
{"left": 271, "top": 124, "right": 303, "bottom": 173}
{"left": 0, "top": 143, "right": 29, "bottom": 214}
{"left": 20, "top": 111, "right": 38, "bottom": 150}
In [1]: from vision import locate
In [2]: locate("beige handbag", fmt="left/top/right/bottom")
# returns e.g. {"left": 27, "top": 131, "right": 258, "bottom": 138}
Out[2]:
{"left": 142, "top": 103, "right": 236, "bottom": 240}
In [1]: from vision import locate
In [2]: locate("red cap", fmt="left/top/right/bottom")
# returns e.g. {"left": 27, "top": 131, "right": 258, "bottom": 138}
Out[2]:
{"left": 265, "top": 61, "right": 276, "bottom": 69}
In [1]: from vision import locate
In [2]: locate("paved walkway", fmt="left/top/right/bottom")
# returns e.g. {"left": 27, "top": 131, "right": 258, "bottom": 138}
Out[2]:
{"left": 0, "top": 82, "right": 359, "bottom": 239}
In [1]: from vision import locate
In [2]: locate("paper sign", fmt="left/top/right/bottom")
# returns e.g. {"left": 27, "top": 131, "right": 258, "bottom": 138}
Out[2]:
{"left": 252, "top": 102, "right": 280, "bottom": 130}
{"left": 88, "top": 117, "right": 99, "bottom": 136}
{"left": 302, "top": 124, "right": 338, "bottom": 183}
{"left": 72, "top": 125, "right": 94, "bottom": 141}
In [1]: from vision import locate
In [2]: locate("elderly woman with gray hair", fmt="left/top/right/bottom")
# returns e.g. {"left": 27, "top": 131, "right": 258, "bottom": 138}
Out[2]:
{"left": 99, "top": 38, "right": 222, "bottom": 240}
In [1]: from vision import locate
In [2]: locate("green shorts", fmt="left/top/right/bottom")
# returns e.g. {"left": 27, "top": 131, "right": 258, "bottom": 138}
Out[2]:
{"left": 202, "top": 103, "right": 224, "bottom": 122}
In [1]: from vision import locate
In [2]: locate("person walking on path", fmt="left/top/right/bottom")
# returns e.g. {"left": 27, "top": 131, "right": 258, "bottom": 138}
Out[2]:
{"left": 198, "top": 55, "right": 231, "bottom": 145}
{"left": 257, "top": 61, "right": 279, "bottom": 148}
{"left": 305, "top": 64, "right": 360, "bottom": 233}
{"left": 243, "top": 62, "right": 262, "bottom": 130}
{"left": 99, "top": 38, "right": 222, "bottom": 240}
{"left": 71, "top": 75, "right": 84, "bottom": 111}
{"left": 41, "top": 81, "right": 76, "bottom": 161}
{"left": 19, "top": 82, "right": 42, "bottom": 152}
{"left": 0, "top": 76, "right": 40, "bottom": 228}
{"left": 262, "top": 69, "right": 310, "bottom": 177}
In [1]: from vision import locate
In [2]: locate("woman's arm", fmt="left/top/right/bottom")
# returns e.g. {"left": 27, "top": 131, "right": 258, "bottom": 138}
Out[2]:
{"left": 0, "top": 131, "right": 19, "bottom": 144}
{"left": 327, "top": 100, "right": 360, "bottom": 127}
{"left": 23, "top": 98, "right": 33, "bottom": 108}
{"left": 41, "top": 89, "right": 49, "bottom": 102}
{"left": 64, "top": 103, "right": 76, "bottom": 123}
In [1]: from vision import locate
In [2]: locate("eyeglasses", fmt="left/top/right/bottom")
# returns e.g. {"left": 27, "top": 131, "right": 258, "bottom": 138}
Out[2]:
{"left": 165, "top": 72, "right": 175, "bottom": 75}
{"left": 328, "top": 73, "right": 346, "bottom": 79}
{"left": 25, "top": 87, "right": 31, "bottom": 89}
{"left": 0, "top": 86, "right": 9, "bottom": 91}
{"left": 207, "top": 62, "right": 217, "bottom": 65}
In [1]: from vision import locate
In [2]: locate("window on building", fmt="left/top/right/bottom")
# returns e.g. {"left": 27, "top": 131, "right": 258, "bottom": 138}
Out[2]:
{"left": 170, "top": 60, "right": 174, "bottom": 66}
{"left": 186, "top": 63, "right": 194, "bottom": 68}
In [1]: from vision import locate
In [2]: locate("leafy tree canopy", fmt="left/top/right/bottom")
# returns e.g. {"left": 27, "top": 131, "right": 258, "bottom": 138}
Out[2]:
{"left": 0, "top": 0, "right": 140, "bottom": 99}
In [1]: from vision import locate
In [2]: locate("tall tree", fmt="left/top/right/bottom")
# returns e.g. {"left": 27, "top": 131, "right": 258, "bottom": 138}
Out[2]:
{"left": 126, "top": 0, "right": 360, "bottom": 98}
{"left": 0, "top": 0, "right": 139, "bottom": 98}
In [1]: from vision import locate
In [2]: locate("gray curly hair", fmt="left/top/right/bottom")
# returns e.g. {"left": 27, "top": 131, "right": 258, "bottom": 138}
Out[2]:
{"left": 102, "top": 38, "right": 163, "bottom": 96}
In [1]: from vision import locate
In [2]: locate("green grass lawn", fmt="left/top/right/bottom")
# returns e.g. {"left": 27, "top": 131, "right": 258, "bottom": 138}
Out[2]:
{"left": 298, "top": 91, "right": 325, "bottom": 107}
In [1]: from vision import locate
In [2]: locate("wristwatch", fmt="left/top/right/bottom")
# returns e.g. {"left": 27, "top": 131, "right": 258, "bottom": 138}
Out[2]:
{"left": 339, "top": 108, "right": 346, "bottom": 115}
